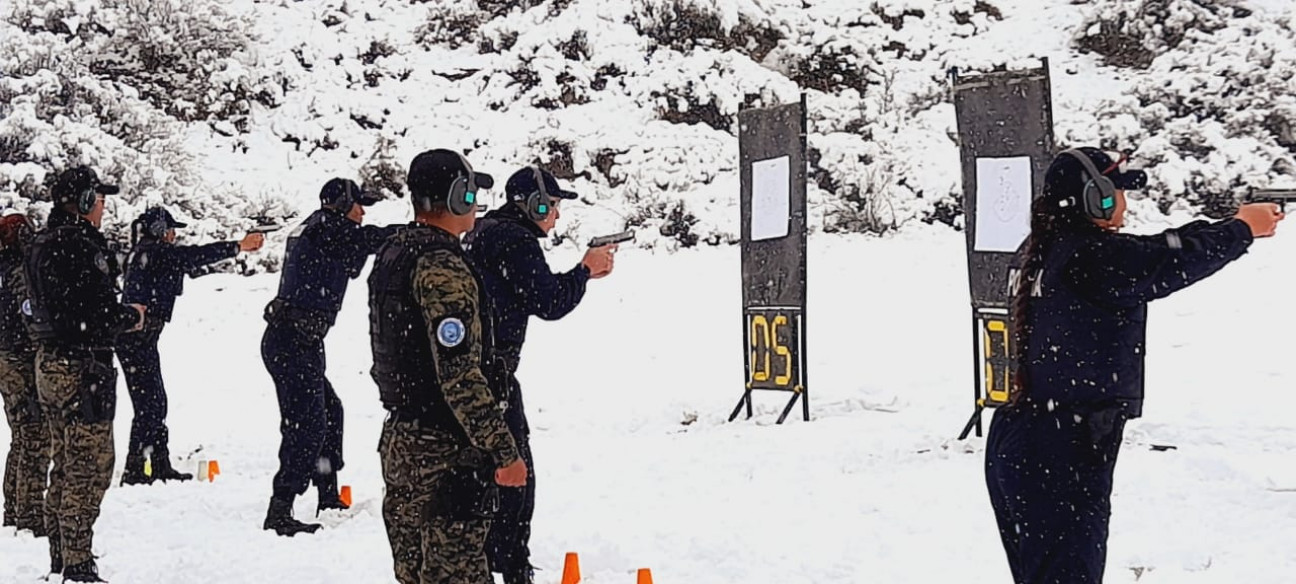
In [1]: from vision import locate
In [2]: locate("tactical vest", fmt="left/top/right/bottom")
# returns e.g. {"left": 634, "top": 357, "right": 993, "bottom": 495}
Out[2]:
{"left": 368, "top": 225, "right": 503, "bottom": 441}
{"left": 24, "top": 223, "right": 122, "bottom": 345}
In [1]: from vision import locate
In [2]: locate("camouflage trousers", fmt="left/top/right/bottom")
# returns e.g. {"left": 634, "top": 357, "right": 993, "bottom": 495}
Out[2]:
{"left": 1, "top": 350, "right": 49, "bottom": 531}
{"left": 35, "top": 346, "right": 116, "bottom": 567}
{"left": 379, "top": 416, "right": 497, "bottom": 584}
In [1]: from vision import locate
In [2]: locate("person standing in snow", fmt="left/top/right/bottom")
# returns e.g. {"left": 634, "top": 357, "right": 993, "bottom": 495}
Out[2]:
{"left": 260, "top": 178, "right": 396, "bottom": 536}
{"left": 984, "top": 147, "right": 1284, "bottom": 583}
{"left": 0, "top": 212, "right": 50, "bottom": 538}
{"left": 461, "top": 166, "right": 614, "bottom": 584}
{"left": 369, "top": 148, "right": 526, "bottom": 583}
{"left": 117, "top": 206, "right": 265, "bottom": 486}
{"left": 25, "top": 166, "right": 147, "bottom": 582}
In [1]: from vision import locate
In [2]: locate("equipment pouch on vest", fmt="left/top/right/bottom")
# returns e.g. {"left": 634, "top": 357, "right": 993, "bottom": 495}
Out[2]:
{"left": 426, "top": 464, "right": 499, "bottom": 521}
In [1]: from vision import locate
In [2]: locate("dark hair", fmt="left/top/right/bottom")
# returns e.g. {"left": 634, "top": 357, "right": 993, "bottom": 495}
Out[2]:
{"left": 1010, "top": 173, "right": 1103, "bottom": 402}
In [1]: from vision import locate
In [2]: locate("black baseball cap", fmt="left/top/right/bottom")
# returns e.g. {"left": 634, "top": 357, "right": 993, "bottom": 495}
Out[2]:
{"left": 407, "top": 149, "right": 495, "bottom": 204}
{"left": 319, "top": 178, "right": 381, "bottom": 208}
{"left": 51, "top": 166, "right": 119, "bottom": 206}
{"left": 1045, "top": 147, "right": 1148, "bottom": 201}
{"left": 505, "top": 166, "right": 578, "bottom": 204}
{"left": 138, "top": 206, "right": 187, "bottom": 230}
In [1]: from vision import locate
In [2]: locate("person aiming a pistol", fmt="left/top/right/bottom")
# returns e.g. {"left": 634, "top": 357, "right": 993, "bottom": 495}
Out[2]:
{"left": 118, "top": 207, "right": 265, "bottom": 485}
{"left": 463, "top": 165, "right": 615, "bottom": 584}
{"left": 984, "top": 147, "right": 1284, "bottom": 584}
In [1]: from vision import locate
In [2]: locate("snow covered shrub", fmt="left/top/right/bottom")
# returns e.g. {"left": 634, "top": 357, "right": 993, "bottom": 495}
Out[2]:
{"left": 415, "top": 0, "right": 486, "bottom": 50}
{"left": 0, "top": 0, "right": 295, "bottom": 271}
{"left": 1073, "top": 0, "right": 1242, "bottom": 69}
{"left": 1088, "top": 9, "right": 1296, "bottom": 216}
{"left": 84, "top": 0, "right": 282, "bottom": 130}
{"left": 626, "top": 0, "right": 783, "bottom": 62}
{"left": 358, "top": 136, "right": 408, "bottom": 202}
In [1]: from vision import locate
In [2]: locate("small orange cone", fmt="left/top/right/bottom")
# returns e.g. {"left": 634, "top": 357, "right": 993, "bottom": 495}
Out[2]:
{"left": 339, "top": 485, "right": 352, "bottom": 507}
{"left": 637, "top": 568, "right": 654, "bottom": 584}
{"left": 560, "top": 552, "right": 581, "bottom": 584}
{"left": 207, "top": 460, "right": 221, "bottom": 481}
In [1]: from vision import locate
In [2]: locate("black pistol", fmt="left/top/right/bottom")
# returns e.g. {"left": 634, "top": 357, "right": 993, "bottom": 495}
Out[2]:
{"left": 1245, "top": 188, "right": 1296, "bottom": 212}
{"left": 249, "top": 224, "right": 284, "bottom": 234}
{"left": 588, "top": 229, "right": 635, "bottom": 248}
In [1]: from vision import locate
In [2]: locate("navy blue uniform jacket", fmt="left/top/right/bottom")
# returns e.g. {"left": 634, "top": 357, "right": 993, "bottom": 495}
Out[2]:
{"left": 465, "top": 205, "right": 589, "bottom": 355}
{"left": 1023, "top": 218, "right": 1253, "bottom": 418}
{"left": 123, "top": 239, "right": 239, "bottom": 322}
{"left": 273, "top": 208, "right": 394, "bottom": 325}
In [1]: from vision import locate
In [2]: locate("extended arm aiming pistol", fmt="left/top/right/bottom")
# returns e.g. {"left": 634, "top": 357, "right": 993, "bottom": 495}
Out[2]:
{"left": 588, "top": 229, "right": 635, "bottom": 248}
{"left": 1245, "top": 189, "right": 1296, "bottom": 211}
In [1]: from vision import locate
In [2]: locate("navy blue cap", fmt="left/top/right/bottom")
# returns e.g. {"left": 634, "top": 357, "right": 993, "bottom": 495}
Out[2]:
{"left": 407, "top": 149, "right": 495, "bottom": 205}
{"left": 1046, "top": 147, "right": 1148, "bottom": 201}
{"left": 505, "top": 166, "right": 578, "bottom": 204}
{"left": 319, "top": 178, "right": 381, "bottom": 208}
{"left": 138, "top": 207, "right": 187, "bottom": 230}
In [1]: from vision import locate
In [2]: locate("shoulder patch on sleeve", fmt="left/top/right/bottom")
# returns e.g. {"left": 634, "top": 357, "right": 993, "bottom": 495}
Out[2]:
{"left": 436, "top": 317, "right": 466, "bottom": 347}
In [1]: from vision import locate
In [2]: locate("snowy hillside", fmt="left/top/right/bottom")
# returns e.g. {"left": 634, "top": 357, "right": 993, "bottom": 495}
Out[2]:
{"left": 2, "top": 0, "right": 1294, "bottom": 271}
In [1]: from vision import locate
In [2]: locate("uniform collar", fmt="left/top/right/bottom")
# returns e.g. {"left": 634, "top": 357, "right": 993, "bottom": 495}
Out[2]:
{"left": 484, "top": 204, "right": 545, "bottom": 238}
{"left": 47, "top": 209, "right": 97, "bottom": 231}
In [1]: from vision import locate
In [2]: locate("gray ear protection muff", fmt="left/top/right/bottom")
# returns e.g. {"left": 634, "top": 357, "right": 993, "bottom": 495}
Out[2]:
{"left": 1060, "top": 149, "right": 1117, "bottom": 221}
{"left": 146, "top": 211, "right": 168, "bottom": 239}
{"left": 77, "top": 187, "right": 98, "bottom": 215}
{"left": 522, "top": 166, "right": 552, "bottom": 222}
{"left": 431, "top": 151, "right": 479, "bottom": 216}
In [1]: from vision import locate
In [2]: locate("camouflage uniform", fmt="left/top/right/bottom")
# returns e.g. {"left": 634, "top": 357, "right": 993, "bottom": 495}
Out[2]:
{"left": 370, "top": 224, "right": 519, "bottom": 584}
{"left": 0, "top": 246, "right": 50, "bottom": 534}
{"left": 26, "top": 204, "right": 138, "bottom": 578}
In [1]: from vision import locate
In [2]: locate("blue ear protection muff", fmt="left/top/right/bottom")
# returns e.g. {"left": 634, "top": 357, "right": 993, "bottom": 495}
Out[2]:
{"left": 76, "top": 186, "right": 98, "bottom": 215}
{"left": 1061, "top": 149, "right": 1117, "bottom": 221}
{"left": 523, "top": 166, "right": 552, "bottom": 222}
{"left": 444, "top": 152, "right": 480, "bottom": 216}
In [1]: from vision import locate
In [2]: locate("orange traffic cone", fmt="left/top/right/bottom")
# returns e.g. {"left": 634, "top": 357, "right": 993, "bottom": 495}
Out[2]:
{"left": 339, "top": 485, "right": 352, "bottom": 507}
{"left": 208, "top": 460, "right": 221, "bottom": 482}
{"left": 637, "top": 568, "right": 654, "bottom": 584}
{"left": 560, "top": 552, "right": 581, "bottom": 584}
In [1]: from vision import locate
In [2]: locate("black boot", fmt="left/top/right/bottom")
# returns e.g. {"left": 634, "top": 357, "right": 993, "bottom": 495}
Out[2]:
{"left": 152, "top": 459, "right": 192, "bottom": 483}
{"left": 314, "top": 474, "right": 349, "bottom": 515}
{"left": 120, "top": 453, "right": 152, "bottom": 486}
{"left": 263, "top": 496, "right": 320, "bottom": 536}
{"left": 61, "top": 559, "right": 106, "bottom": 582}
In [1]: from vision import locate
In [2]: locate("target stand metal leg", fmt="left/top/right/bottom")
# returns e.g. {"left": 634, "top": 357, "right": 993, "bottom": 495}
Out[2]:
{"left": 958, "top": 401, "right": 986, "bottom": 440}
{"left": 729, "top": 390, "right": 754, "bottom": 422}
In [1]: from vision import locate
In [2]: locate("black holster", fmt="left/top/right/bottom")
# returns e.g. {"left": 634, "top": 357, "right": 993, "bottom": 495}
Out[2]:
{"left": 426, "top": 463, "right": 499, "bottom": 521}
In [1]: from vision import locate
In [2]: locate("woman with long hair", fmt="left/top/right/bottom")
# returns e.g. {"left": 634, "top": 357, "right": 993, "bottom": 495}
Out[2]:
{"left": 984, "top": 147, "right": 1284, "bottom": 583}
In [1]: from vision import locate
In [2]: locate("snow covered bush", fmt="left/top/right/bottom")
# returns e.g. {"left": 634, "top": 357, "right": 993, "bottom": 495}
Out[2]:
{"left": 0, "top": 0, "right": 295, "bottom": 270}
{"left": 1073, "top": 0, "right": 1245, "bottom": 69}
{"left": 1082, "top": 6, "right": 1296, "bottom": 216}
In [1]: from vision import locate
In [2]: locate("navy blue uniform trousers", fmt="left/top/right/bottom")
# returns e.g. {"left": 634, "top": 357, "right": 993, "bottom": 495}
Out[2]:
{"left": 487, "top": 367, "right": 536, "bottom": 574}
{"left": 985, "top": 400, "right": 1127, "bottom": 584}
{"left": 261, "top": 320, "right": 343, "bottom": 499}
{"left": 116, "top": 319, "right": 171, "bottom": 463}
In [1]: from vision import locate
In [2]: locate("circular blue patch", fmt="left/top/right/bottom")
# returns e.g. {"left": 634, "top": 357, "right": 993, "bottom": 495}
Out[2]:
{"left": 437, "top": 317, "right": 465, "bottom": 347}
{"left": 20, "top": 299, "right": 31, "bottom": 317}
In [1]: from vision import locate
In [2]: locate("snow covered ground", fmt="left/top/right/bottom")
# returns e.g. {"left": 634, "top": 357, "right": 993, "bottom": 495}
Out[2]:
{"left": 3, "top": 221, "right": 1296, "bottom": 583}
